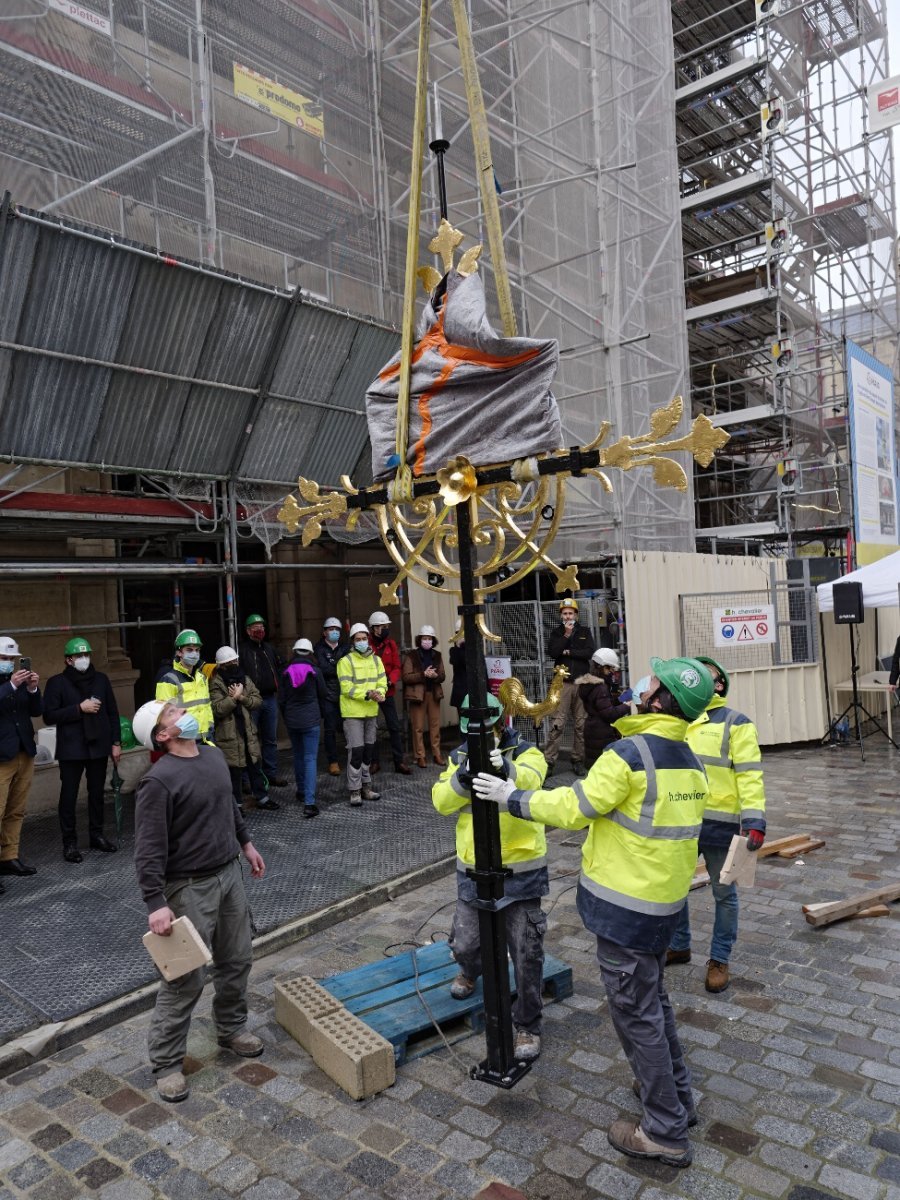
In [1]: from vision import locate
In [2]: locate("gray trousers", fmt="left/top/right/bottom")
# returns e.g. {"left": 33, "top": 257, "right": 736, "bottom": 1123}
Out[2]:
{"left": 594, "top": 935, "right": 693, "bottom": 1148}
{"left": 449, "top": 896, "right": 546, "bottom": 1034}
{"left": 343, "top": 716, "right": 375, "bottom": 793}
{"left": 148, "top": 858, "right": 253, "bottom": 1076}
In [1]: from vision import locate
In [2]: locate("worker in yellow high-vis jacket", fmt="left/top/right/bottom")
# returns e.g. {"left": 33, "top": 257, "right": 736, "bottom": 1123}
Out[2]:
{"left": 474, "top": 656, "right": 713, "bottom": 1170}
{"left": 667, "top": 654, "right": 766, "bottom": 995}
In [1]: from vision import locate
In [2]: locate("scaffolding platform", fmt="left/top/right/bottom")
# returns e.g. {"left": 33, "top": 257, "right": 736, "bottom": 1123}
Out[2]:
{"left": 320, "top": 941, "right": 574, "bottom": 1066}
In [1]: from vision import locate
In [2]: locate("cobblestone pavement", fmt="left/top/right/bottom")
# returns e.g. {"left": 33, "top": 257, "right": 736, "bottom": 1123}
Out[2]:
{"left": 1, "top": 741, "right": 899, "bottom": 1200}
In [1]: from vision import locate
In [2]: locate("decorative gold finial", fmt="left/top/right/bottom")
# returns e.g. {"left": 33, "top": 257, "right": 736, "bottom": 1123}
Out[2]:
{"left": 436, "top": 456, "right": 478, "bottom": 506}
{"left": 429, "top": 218, "right": 464, "bottom": 271}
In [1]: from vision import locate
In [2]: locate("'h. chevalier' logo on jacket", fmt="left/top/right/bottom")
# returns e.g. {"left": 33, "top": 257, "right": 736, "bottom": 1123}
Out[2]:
{"left": 668, "top": 789, "right": 707, "bottom": 803}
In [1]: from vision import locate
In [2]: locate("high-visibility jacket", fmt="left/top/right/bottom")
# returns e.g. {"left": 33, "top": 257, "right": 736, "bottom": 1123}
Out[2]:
{"left": 433, "top": 728, "right": 549, "bottom": 902}
{"left": 687, "top": 694, "right": 766, "bottom": 847}
{"left": 337, "top": 650, "right": 387, "bottom": 718}
{"left": 499, "top": 713, "right": 708, "bottom": 952}
{"left": 155, "top": 660, "right": 214, "bottom": 739}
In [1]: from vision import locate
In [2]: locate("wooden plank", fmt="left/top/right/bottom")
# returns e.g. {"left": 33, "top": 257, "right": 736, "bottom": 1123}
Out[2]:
{"left": 757, "top": 834, "right": 810, "bottom": 859}
{"left": 803, "top": 883, "right": 900, "bottom": 927}
{"left": 777, "top": 839, "right": 825, "bottom": 859}
{"left": 849, "top": 904, "right": 891, "bottom": 919}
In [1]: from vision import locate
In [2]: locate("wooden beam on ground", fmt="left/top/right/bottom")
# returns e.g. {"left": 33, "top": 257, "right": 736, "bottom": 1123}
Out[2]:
{"left": 849, "top": 905, "right": 891, "bottom": 919}
{"left": 777, "top": 839, "right": 826, "bottom": 859}
{"left": 803, "top": 883, "right": 900, "bottom": 927}
{"left": 757, "top": 834, "right": 810, "bottom": 859}
{"left": 690, "top": 857, "right": 709, "bottom": 890}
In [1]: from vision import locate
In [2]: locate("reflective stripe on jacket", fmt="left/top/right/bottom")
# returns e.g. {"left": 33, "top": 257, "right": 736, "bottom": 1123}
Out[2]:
{"left": 687, "top": 694, "right": 766, "bottom": 847}
{"left": 432, "top": 729, "right": 549, "bottom": 901}
{"left": 499, "top": 713, "right": 708, "bottom": 951}
{"left": 155, "top": 661, "right": 214, "bottom": 738}
{"left": 337, "top": 650, "right": 387, "bottom": 718}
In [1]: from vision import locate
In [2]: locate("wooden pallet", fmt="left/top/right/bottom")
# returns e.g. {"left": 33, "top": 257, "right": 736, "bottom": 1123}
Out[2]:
{"left": 320, "top": 941, "right": 573, "bottom": 1066}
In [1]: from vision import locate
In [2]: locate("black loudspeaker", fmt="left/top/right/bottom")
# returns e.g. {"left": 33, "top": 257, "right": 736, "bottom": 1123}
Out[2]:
{"left": 833, "top": 581, "right": 865, "bottom": 624}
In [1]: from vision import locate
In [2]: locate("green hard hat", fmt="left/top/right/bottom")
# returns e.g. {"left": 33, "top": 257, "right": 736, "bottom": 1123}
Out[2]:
{"left": 695, "top": 655, "right": 729, "bottom": 696}
{"left": 649, "top": 657, "right": 714, "bottom": 721}
{"left": 459, "top": 692, "right": 503, "bottom": 734}
{"left": 174, "top": 629, "right": 202, "bottom": 648}
{"left": 64, "top": 636, "right": 91, "bottom": 656}
{"left": 245, "top": 613, "right": 266, "bottom": 628}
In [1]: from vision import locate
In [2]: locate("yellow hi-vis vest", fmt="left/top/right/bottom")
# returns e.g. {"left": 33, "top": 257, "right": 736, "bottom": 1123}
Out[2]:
{"left": 155, "top": 660, "right": 214, "bottom": 739}
{"left": 687, "top": 694, "right": 766, "bottom": 846}
{"left": 337, "top": 650, "right": 387, "bottom": 718}
{"left": 497, "top": 713, "right": 708, "bottom": 950}
{"left": 432, "top": 732, "right": 548, "bottom": 899}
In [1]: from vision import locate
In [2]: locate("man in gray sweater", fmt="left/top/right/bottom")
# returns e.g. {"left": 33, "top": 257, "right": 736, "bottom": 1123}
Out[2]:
{"left": 135, "top": 701, "right": 266, "bottom": 1103}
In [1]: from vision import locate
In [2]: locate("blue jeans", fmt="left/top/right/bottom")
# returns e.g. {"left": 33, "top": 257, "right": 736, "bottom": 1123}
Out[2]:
{"left": 670, "top": 842, "right": 738, "bottom": 964}
{"left": 289, "top": 726, "right": 320, "bottom": 806}
{"left": 251, "top": 694, "right": 280, "bottom": 778}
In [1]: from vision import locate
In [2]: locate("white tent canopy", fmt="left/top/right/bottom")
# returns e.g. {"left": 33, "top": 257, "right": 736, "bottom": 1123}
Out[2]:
{"left": 816, "top": 550, "right": 900, "bottom": 611}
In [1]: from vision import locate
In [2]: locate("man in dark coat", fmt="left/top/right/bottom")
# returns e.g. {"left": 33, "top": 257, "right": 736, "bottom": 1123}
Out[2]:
{"left": 314, "top": 617, "right": 346, "bottom": 776}
{"left": 238, "top": 613, "right": 286, "bottom": 786}
{"left": 43, "top": 636, "right": 120, "bottom": 862}
{"left": 544, "top": 598, "right": 595, "bottom": 775}
{"left": 0, "top": 635, "right": 42, "bottom": 884}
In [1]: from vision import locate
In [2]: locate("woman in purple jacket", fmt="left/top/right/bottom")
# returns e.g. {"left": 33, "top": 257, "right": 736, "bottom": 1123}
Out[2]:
{"left": 278, "top": 639, "right": 326, "bottom": 817}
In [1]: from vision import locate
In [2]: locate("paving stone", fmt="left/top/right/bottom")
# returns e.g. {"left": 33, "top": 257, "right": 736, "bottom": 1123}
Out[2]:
{"left": 583, "top": 1160, "right": 642, "bottom": 1199}
{"left": 98, "top": 1181, "right": 155, "bottom": 1200}
{"left": 207, "top": 1153, "right": 260, "bottom": 1192}
{"left": 758, "top": 1141, "right": 821, "bottom": 1181}
{"left": 241, "top": 1180, "right": 300, "bottom": 1200}
{"left": 102, "top": 1130, "right": 152, "bottom": 1161}
{"left": 132, "top": 1148, "right": 179, "bottom": 1181}
{"left": 345, "top": 1150, "right": 401, "bottom": 1188}
{"left": 7, "top": 1152, "right": 53, "bottom": 1189}
{"left": 49, "top": 1137, "right": 96, "bottom": 1170}
{"left": 75, "top": 1157, "right": 125, "bottom": 1190}
{"left": 876, "top": 1156, "right": 900, "bottom": 1186}
{"left": 724, "top": 1159, "right": 791, "bottom": 1197}
{"left": 752, "top": 1115, "right": 815, "bottom": 1148}
{"left": 102, "top": 1086, "right": 147, "bottom": 1115}
{"left": 19, "top": 1172, "right": 80, "bottom": 1200}
{"left": 30, "top": 1123, "right": 71, "bottom": 1150}
{"left": 705, "top": 1122, "right": 760, "bottom": 1155}
{"left": 817, "top": 1164, "right": 883, "bottom": 1200}
{"left": 234, "top": 1063, "right": 279, "bottom": 1087}
{"left": 541, "top": 1144, "right": 594, "bottom": 1178}
{"left": 70, "top": 1070, "right": 121, "bottom": 1100}
{"left": 79, "top": 1113, "right": 123, "bottom": 1141}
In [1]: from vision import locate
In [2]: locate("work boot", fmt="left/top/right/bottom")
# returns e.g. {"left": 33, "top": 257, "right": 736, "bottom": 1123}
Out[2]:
{"left": 63, "top": 845, "right": 83, "bottom": 864}
{"left": 370, "top": 761, "right": 380, "bottom": 775}
{"left": 90, "top": 836, "right": 118, "bottom": 852}
{"left": 256, "top": 798, "right": 281, "bottom": 812}
{"left": 349, "top": 792, "right": 363, "bottom": 807}
{"left": 156, "top": 1071, "right": 189, "bottom": 1103}
{"left": 631, "top": 1079, "right": 698, "bottom": 1127}
{"left": 607, "top": 1120, "right": 692, "bottom": 1168}
{"left": 395, "top": 761, "right": 412, "bottom": 775}
{"left": 303, "top": 805, "right": 320, "bottom": 819}
{"left": 328, "top": 762, "right": 340, "bottom": 776}
{"left": 450, "top": 973, "right": 476, "bottom": 1000}
{"left": 0, "top": 858, "right": 37, "bottom": 876}
{"left": 666, "top": 948, "right": 691, "bottom": 966}
{"left": 571, "top": 760, "right": 586, "bottom": 777}
{"left": 217, "top": 1031, "right": 264, "bottom": 1058}
{"left": 514, "top": 1031, "right": 541, "bottom": 1061}
{"left": 361, "top": 786, "right": 381, "bottom": 801}
{"left": 705, "top": 959, "right": 730, "bottom": 993}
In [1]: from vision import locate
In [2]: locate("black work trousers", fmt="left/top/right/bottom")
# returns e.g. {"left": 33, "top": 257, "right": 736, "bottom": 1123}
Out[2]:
{"left": 58, "top": 757, "right": 108, "bottom": 846}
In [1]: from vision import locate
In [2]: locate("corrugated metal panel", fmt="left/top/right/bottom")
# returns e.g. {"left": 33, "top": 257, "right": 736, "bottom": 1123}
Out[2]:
{"left": 0, "top": 208, "right": 397, "bottom": 484}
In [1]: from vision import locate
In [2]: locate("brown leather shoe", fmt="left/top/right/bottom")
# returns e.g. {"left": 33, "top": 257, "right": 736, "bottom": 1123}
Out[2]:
{"left": 395, "top": 762, "right": 412, "bottom": 775}
{"left": 705, "top": 959, "right": 730, "bottom": 993}
{"left": 666, "top": 948, "right": 691, "bottom": 966}
{"left": 415, "top": 757, "right": 427, "bottom": 768}
{"left": 328, "top": 762, "right": 340, "bottom": 776}
{"left": 607, "top": 1120, "right": 692, "bottom": 1167}
{"left": 433, "top": 755, "right": 447, "bottom": 767}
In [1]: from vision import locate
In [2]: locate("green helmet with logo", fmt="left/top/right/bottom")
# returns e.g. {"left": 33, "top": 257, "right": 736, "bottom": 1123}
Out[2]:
{"left": 174, "top": 629, "right": 202, "bottom": 649}
{"left": 649, "top": 657, "right": 714, "bottom": 720}
{"left": 695, "top": 655, "right": 729, "bottom": 697}
{"left": 64, "top": 637, "right": 91, "bottom": 656}
{"left": 459, "top": 691, "right": 504, "bottom": 734}
{"left": 245, "top": 613, "right": 266, "bottom": 628}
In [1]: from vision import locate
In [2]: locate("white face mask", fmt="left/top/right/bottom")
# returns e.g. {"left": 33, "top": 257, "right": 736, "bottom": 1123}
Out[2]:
{"left": 420, "top": 638, "right": 433, "bottom": 650}
{"left": 72, "top": 656, "right": 90, "bottom": 672}
{"left": 354, "top": 640, "right": 369, "bottom": 654}
{"left": 182, "top": 650, "right": 200, "bottom": 667}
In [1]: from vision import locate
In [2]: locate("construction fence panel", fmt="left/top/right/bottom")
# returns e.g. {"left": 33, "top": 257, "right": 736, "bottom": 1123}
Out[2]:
{"left": 679, "top": 585, "right": 818, "bottom": 670}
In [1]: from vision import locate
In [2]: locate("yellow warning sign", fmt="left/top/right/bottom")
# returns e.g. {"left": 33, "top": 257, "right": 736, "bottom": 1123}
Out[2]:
{"left": 233, "top": 64, "right": 324, "bottom": 139}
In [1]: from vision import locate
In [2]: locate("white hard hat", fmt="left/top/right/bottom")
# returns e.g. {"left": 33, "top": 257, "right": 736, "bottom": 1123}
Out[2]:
{"left": 293, "top": 637, "right": 313, "bottom": 653}
{"left": 215, "top": 645, "right": 239, "bottom": 665}
{"left": 323, "top": 616, "right": 342, "bottom": 629}
{"left": 592, "top": 648, "right": 619, "bottom": 670}
{"left": 349, "top": 622, "right": 369, "bottom": 638}
{"left": 0, "top": 636, "right": 20, "bottom": 656}
{"left": 132, "top": 699, "right": 167, "bottom": 749}
{"left": 418, "top": 625, "right": 437, "bottom": 638}
{"left": 368, "top": 611, "right": 390, "bottom": 627}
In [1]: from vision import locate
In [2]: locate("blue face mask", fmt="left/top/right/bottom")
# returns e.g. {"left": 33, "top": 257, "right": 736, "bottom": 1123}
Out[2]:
{"left": 354, "top": 640, "right": 369, "bottom": 654}
{"left": 327, "top": 630, "right": 340, "bottom": 643}
{"left": 181, "top": 650, "right": 200, "bottom": 668}
{"left": 0, "top": 660, "right": 14, "bottom": 675}
{"left": 175, "top": 713, "right": 200, "bottom": 740}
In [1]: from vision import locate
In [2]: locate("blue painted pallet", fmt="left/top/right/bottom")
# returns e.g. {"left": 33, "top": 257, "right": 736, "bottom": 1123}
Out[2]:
{"left": 319, "top": 940, "right": 573, "bottom": 1065}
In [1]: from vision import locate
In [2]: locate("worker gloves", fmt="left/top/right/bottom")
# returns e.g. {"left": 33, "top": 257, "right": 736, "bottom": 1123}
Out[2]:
{"left": 472, "top": 772, "right": 516, "bottom": 805}
{"left": 743, "top": 828, "right": 765, "bottom": 852}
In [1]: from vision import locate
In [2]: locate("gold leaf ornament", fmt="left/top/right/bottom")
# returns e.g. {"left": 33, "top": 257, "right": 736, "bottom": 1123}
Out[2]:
{"left": 436, "top": 456, "right": 478, "bottom": 506}
{"left": 417, "top": 265, "right": 442, "bottom": 294}
{"left": 650, "top": 457, "right": 688, "bottom": 491}
{"left": 689, "top": 413, "right": 730, "bottom": 468}
{"left": 647, "top": 394, "right": 683, "bottom": 441}
{"left": 456, "top": 244, "right": 482, "bottom": 277}
{"left": 277, "top": 494, "right": 302, "bottom": 534}
{"left": 428, "top": 218, "right": 465, "bottom": 272}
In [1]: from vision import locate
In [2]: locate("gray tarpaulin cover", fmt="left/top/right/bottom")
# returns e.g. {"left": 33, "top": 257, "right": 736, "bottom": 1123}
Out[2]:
{"left": 366, "top": 270, "right": 561, "bottom": 482}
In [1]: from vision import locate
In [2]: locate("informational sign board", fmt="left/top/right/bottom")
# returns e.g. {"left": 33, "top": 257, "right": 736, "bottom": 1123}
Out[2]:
{"left": 233, "top": 64, "right": 324, "bottom": 139}
{"left": 846, "top": 339, "right": 897, "bottom": 549}
{"left": 712, "top": 605, "right": 777, "bottom": 647}
{"left": 485, "top": 656, "right": 512, "bottom": 697}
{"left": 868, "top": 73, "right": 900, "bottom": 133}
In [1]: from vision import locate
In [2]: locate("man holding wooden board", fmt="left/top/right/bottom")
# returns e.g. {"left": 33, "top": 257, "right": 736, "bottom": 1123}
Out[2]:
{"left": 667, "top": 655, "right": 766, "bottom": 994}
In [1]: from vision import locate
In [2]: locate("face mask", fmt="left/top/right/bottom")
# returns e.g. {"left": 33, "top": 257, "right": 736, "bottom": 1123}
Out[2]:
{"left": 326, "top": 630, "right": 340, "bottom": 643}
{"left": 222, "top": 665, "right": 242, "bottom": 682}
{"left": 182, "top": 650, "right": 200, "bottom": 667}
{"left": 72, "top": 656, "right": 90, "bottom": 672}
{"left": 354, "top": 640, "right": 369, "bottom": 654}
{"left": 175, "top": 713, "right": 200, "bottom": 740}
{"left": 248, "top": 628, "right": 265, "bottom": 641}
{"left": 0, "top": 660, "right": 14, "bottom": 675}
{"left": 420, "top": 638, "right": 433, "bottom": 650}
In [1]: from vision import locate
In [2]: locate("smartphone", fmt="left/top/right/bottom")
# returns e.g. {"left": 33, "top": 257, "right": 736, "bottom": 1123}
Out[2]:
{"left": 19, "top": 657, "right": 31, "bottom": 671}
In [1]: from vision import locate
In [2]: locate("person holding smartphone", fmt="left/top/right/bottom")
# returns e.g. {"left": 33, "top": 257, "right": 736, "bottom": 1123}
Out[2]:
{"left": 43, "top": 637, "right": 121, "bottom": 862}
{"left": 0, "top": 636, "right": 42, "bottom": 883}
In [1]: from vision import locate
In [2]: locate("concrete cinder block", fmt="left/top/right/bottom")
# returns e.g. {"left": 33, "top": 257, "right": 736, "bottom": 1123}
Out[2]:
{"left": 307, "top": 1008, "right": 395, "bottom": 1100}
{"left": 274, "top": 975, "right": 341, "bottom": 1051}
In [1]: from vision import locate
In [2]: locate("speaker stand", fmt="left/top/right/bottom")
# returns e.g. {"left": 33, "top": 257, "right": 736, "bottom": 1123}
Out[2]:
{"left": 829, "top": 626, "right": 899, "bottom": 759}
